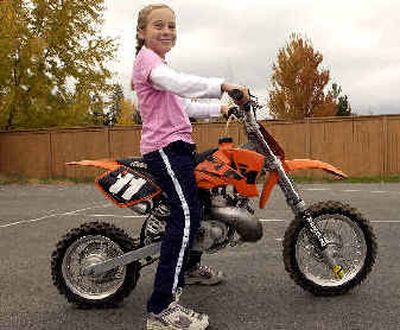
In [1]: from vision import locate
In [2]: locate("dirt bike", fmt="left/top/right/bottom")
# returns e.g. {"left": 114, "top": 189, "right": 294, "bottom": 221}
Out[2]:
{"left": 51, "top": 89, "right": 377, "bottom": 308}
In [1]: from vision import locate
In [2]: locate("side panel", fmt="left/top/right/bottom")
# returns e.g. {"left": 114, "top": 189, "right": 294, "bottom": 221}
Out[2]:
{"left": 97, "top": 166, "right": 161, "bottom": 208}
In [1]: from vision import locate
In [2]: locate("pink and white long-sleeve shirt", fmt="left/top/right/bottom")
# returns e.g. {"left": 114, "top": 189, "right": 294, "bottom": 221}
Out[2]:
{"left": 133, "top": 46, "right": 224, "bottom": 155}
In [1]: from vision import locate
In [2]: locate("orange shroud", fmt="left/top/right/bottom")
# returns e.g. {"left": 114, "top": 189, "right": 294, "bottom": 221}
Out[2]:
{"left": 195, "top": 141, "right": 265, "bottom": 197}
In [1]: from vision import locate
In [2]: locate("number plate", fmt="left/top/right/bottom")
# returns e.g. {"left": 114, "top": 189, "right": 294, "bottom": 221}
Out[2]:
{"left": 96, "top": 166, "right": 161, "bottom": 207}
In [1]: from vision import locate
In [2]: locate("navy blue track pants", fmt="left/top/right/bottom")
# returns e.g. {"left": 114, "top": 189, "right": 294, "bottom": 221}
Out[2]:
{"left": 143, "top": 140, "right": 202, "bottom": 314}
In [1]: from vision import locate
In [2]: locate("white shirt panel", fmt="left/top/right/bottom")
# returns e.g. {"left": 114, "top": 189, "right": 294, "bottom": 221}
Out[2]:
{"left": 181, "top": 98, "right": 222, "bottom": 119}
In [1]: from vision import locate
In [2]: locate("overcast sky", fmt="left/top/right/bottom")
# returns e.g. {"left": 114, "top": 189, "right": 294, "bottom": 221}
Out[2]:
{"left": 102, "top": 0, "right": 400, "bottom": 115}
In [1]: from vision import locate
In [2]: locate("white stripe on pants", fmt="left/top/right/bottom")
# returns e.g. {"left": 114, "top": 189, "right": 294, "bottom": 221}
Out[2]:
{"left": 159, "top": 149, "right": 191, "bottom": 294}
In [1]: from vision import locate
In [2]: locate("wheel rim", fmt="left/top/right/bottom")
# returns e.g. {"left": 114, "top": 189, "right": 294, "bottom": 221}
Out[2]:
{"left": 62, "top": 235, "right": 126, "bottom": 300}
{"left": 295, "top": 214, "right": 368, "bottom": 287}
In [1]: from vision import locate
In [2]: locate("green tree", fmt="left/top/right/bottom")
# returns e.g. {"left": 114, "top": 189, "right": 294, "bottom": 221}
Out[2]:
{"left": 105, "top": 83, "right": 124, "bottom": 126}
{"left": 331, "top": 83, "right": 352, "bottom": 116}
{"left": 268, "top": 34, "right": 336, "bottom": 120}
{"left": 0, "top": 0, "right": 117, "bottom": 129}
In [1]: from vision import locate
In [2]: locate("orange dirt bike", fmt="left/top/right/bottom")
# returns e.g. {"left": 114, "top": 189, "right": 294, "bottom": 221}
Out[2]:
{"left": 51, "top": 89, "right": 377, "bottom": 308}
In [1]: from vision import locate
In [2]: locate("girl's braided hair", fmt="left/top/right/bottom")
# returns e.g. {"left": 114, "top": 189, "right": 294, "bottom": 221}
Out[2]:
{"left": 135, "top": 4, "right": 174, "bottom": 56}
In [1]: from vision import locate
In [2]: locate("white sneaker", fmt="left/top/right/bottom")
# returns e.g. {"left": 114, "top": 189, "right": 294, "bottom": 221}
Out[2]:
{"left": 185, "top": 264, "right": 224, "bottom": 286}
{"left": 146, "top": 301, "right": 209, "bottom": 330}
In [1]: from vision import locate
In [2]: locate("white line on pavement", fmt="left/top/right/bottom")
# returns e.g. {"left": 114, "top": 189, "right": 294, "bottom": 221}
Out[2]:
{"left": 89, "top": 214, "right": 145, "bottom": 219}
{"left": 259, "top": 219, "right": 286, "bottom": 222}
{"left": 0, "top": 203, "right": 110, "bottom": 229}
{"left": 3, "top": 211, "right": 399, "bottom": 230}
{"left": 259, "top": 218, "right": 400, "bottom": 223}
{"left": 303, "top": 188, "right": 330, "bottom": 191}
{"left": 371, "top": 220, "right": 400, "bottom": 223}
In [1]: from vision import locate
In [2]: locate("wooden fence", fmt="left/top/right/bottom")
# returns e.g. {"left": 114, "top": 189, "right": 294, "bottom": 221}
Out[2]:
{"left": 1, "top": 115, "right": 400, "bottom": 179}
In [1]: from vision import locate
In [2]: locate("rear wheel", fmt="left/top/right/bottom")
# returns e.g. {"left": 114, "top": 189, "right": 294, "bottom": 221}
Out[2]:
{"left": 51, "top": 222, "right": 140, "bottom": 308}
{"left": 283, "top": 201, "right": 377, "bottom": 296}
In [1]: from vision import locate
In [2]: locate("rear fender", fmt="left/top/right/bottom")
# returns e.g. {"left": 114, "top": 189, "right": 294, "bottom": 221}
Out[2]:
{"left": 66, "top": 159, "right": 120, "bottom": 171}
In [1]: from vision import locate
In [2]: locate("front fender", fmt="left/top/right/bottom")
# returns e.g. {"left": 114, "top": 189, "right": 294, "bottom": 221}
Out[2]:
{"left": 283, "top": 159, "right": 347, "bottom": 178}
{"left": 259, "top": 159, "right": 347, "bottom": 209}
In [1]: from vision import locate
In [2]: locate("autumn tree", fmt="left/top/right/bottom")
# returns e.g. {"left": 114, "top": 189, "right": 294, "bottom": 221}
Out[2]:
{"left": 268, "top": 34, "right": 336, "bottom": 120}
{"left": 116, "top": 98, "right": 138, "bottom": 126}
{"left": 0, "top": 0, "right": 116, "bottom": 129}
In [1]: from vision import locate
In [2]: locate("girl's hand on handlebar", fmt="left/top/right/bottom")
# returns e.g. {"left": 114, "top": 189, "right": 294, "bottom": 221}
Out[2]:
{"left": 220, "top": 105, "right": 229, "bottom": 117}
{"left": 221, "top": 105, "right": 242, "bottom": 119}
{"left": 221, "top": 82, "right": 250, "bottom": 105}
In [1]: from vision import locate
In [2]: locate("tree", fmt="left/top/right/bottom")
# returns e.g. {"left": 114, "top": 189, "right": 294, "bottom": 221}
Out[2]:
{"left": 116, "top": 98, "right": 138, "bottom": 126}
{"left": 0, "top": 0, "right": 117, "bottom": 129}
{"left": 105, "top": 83, "right": 124, "bottom": 126}
{"left": 268, "top": 34, "right": 336, "bottom": 120}
{"left": 0, "top": 0, "right": 32, "bottom": 128}
{"left": 331, "top": 83, "right": 352, "bottom": 116}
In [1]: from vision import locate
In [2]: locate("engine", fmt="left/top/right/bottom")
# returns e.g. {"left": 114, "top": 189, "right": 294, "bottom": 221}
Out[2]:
{"left": 193, "top": 188, "right": 263, "bottom": 251}
{"left": 139, "top": 188, "right": 263, "bottom": 252}
{"left": 192, "top": 220, "right": 231, "bottom": 252}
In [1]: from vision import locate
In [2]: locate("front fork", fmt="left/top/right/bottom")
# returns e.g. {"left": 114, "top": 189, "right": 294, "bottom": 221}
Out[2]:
{"left": 276, "top": 165, "right": 345, "bottom": 279}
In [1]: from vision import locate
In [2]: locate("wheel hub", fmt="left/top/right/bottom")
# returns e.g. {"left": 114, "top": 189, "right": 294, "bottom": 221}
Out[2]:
{"left": 62, "top": 235, "right": 126, "bottom": 300}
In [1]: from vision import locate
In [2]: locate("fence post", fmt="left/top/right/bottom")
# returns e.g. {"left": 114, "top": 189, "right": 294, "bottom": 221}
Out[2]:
{"left": 107, "top": 127, "right": 111, "bottom": 159}
{"left": 49, "top": 130, "right": 53, "bottom": 179}
{"left": 382, "top": 116, "right": 388, "bottom": 178}
{"left": 305, "top": 118, "right": 311, "bottom": 158}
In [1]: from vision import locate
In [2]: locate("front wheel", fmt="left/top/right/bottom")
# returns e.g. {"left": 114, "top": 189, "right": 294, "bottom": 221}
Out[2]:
{"left": 51, "top": 221, "right": 140, "bottom": 308}
{"left": 283, "top": 201, "right": 377, "bottom": 296}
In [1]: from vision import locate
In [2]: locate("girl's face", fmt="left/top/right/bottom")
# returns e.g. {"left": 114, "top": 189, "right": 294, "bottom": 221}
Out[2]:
{"left": 139, "top": 8, "right": 176, "bottom": 59}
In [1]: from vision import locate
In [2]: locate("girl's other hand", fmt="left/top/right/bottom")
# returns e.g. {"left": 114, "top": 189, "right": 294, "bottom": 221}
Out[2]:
{"left": 221, "top": 83, "right": 249, "bottom": 105}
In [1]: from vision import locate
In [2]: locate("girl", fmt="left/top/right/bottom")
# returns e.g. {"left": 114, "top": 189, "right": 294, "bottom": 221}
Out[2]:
{"left": 132, "top": 4, "right": 248, "bottom": 330}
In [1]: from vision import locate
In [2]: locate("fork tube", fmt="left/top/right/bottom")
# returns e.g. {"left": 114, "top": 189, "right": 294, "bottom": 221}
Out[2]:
{"left": 276, "top": 162, "right": 328, "bottom": 249}
{"left": 244, "top": 111, "right": 305, "bottom": 214}
{"left": 244, "top": 109, "right": 328, "bottom": 249}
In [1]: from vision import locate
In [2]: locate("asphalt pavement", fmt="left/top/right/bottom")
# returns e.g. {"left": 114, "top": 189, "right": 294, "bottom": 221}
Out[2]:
{"left": 0, "top": 183, "right": 399, "bottom": 330}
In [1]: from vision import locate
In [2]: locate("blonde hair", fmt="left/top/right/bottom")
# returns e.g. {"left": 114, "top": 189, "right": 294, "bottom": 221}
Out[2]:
{"left": 135, "top": 4, "right": 175, "bottom": 56}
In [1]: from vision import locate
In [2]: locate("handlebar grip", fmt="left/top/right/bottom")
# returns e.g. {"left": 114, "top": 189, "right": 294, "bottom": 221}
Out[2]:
{"left": 224, "top": 106, "right": 241, "bottom": 119}
{"left": 227, "top": 89, "right": 244, "bottom": 102}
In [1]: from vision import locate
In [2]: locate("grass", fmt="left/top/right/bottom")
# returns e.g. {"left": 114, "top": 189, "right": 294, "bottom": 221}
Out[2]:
{"left": 1, "top": 174, "right": 400, "bottom": 185}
